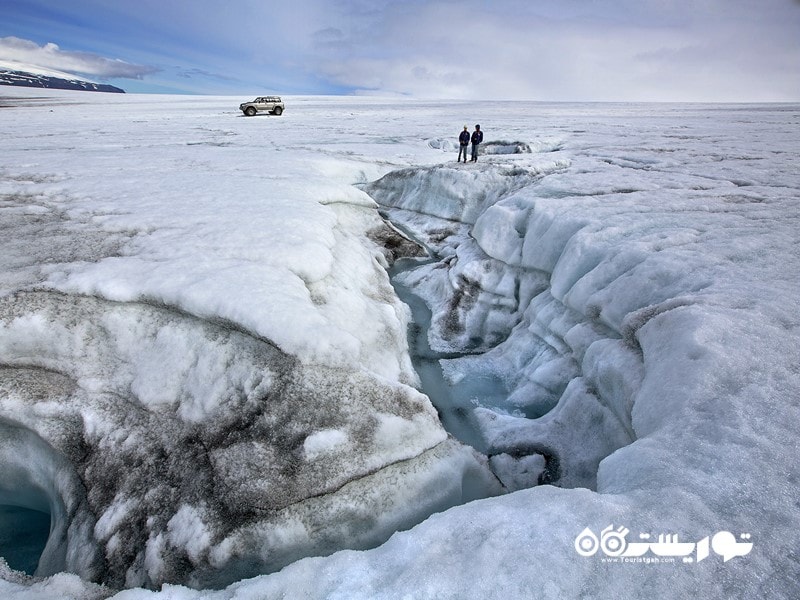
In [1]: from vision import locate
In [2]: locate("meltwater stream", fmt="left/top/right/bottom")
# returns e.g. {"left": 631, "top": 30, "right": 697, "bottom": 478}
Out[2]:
{"left": 387, "top": 251, "right": 509, "bottom": 456}
{"left": 382, "top": 214, "right": 559, "bottom": 492}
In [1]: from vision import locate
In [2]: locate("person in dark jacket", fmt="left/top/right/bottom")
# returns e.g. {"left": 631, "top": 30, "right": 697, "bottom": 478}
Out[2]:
{"left": 458, "top": 125, "right": 470, "bottom": 162}
{"left": 471, "top": 124, "right": 483, "bottom": 162}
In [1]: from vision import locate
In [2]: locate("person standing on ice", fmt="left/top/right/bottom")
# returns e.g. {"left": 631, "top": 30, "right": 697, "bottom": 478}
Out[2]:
{"left": 471, "top": 124, "right": 483, "bottom": 162}
{"left": 458, "top": 125, "right": 471, "bottom": 162}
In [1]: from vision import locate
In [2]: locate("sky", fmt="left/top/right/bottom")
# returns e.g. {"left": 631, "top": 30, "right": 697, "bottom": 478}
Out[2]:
{"left": 0, "top": 0, "right": 799, "bottom": 100}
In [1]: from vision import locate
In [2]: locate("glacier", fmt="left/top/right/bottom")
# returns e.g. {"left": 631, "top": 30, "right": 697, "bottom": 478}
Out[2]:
{"left": 0, "top": 89, "right": 799, "bottom": 599}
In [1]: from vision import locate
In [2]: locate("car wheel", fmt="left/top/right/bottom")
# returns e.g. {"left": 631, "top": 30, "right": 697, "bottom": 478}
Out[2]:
{"left": 245, "top": 107, "right": 256, "bottom": 116}
{"left": 273, "top": 106, "right": 283, "bottom": 116}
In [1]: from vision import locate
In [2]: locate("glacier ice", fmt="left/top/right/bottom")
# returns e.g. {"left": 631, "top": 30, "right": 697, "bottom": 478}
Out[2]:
{"left": 1, "top": 91, "right": 799, "bottom": 599}
{"left": 0, "top": 290, "right": 502, "bottom": 588}
{"left": 371, "top": 163, "right": 636, "bottom": 489}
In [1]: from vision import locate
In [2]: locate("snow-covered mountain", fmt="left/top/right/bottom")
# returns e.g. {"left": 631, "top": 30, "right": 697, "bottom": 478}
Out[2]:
{"left": 0, "top": 88, "right": 798, "bottom": 599}
{"left": 0, "top": 60, "right": 124, "bottom": 93}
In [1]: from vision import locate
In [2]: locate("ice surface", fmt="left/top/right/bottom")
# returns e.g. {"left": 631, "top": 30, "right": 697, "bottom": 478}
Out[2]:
{"left": 0, "top": 90, "right": 502, "bottom": 590}
{"left": 1, "top": 90, "right": 799, "bottom": 598}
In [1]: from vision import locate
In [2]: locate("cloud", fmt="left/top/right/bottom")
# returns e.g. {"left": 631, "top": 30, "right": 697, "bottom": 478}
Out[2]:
{"left": 0, "top": 36, "right": 159, "bottom": 79}
{"left": 175, "top": 67, "right": 238, "bottom": 82}
{"left": 300, "top": 0, "right": 800, "bottom": 101}
{"left": 2, "top": 0, "right": 796, "bottom": 98}
{"left": 313, "top": 28, "right": 346, "bottom": 44}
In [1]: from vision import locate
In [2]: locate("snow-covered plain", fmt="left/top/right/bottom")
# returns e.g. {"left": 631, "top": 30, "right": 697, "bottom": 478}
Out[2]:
{"left": 0, "top": 88, "right": 799, "bottom": 599}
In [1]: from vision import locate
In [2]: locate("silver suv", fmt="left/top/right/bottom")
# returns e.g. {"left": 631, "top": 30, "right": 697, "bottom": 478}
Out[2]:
{"left": 239, "top": 96, "right": 284, "bottom": 116}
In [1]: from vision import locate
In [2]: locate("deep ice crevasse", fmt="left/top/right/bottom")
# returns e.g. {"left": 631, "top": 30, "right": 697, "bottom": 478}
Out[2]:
{"left": 367, "top": 163, "right": 666, "bottom": 491}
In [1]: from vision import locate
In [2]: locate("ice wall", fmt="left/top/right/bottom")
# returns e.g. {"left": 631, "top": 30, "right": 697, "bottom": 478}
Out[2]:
{"left": 367, "top": 161, "right": 638, "bottom": 490}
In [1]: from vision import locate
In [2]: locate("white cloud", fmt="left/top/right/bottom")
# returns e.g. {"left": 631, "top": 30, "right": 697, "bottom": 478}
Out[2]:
{"left": 3, "top": 0, "right": 797, "bottom": 98}
{"left": 0, "top": 36, "right": 158, "bottom": 79}
{"left": 302, "top": 0, "right": 800, "bottom": 101}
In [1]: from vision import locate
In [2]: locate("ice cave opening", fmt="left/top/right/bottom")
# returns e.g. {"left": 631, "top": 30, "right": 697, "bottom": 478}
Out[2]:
{"left": 0, "top": 504, "right": 50, "bottom": 575}
{"left": 0, "top": 418, "right": 56, "bottom": 577}
{"left": 0, "top": 413, "right": 91, "bottom": 581}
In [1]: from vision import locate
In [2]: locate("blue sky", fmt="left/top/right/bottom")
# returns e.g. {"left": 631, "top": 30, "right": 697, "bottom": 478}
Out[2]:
{"left": 1, "top": 0, "right": 798, "bottom": 100}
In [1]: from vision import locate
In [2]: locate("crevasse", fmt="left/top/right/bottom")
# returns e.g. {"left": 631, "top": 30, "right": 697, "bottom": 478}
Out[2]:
{"left": 365, "top": 160, "right": 643, "bottom": 491}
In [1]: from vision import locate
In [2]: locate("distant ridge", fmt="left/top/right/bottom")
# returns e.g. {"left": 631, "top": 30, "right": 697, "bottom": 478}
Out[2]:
{"left": 0, "top": 68, "right": 125, "bottom": 93}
